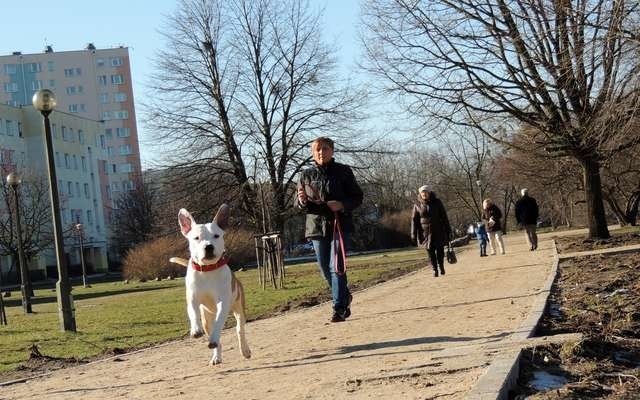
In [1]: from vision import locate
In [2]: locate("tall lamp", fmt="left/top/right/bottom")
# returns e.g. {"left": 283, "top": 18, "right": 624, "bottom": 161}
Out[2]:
{"left": 75, "top": 224, "right": 89, "bottom": 288}
{"left": 32, "top": 89, "right": 76, "bottom": 332}
{"left": 6, "top": 172, "right": 32, "bottom": 313}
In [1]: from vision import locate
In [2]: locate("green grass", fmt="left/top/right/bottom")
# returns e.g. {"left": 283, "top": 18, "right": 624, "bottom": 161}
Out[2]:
{"left": 0, "top": 247, "right": 426, "bottom": 374}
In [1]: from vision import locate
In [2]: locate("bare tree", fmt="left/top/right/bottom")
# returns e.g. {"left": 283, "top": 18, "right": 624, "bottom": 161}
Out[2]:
{"left": 0, "top": 170, "right": 54, "bottom": 282}
{"left": 145, "top": 0, "right": 364, "bottom": 233}
{"left": 362, "top": 0, "right": 640, "bottom": 238}
{"left": 602, "top": 146, "right": 640, "bottom": 225}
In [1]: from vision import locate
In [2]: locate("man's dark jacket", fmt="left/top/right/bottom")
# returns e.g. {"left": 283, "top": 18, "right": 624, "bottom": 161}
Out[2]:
{"left": 515, "top": 195, "right": 539, "bottom": 225}
{"left": 411, "top": 193, "right": 452, "bottom": 250}
{"left": 297, "top": 159, "right": 363, "bottom": 238}
{"left": 482, "top": 204, "right": 503, "bottom": 232}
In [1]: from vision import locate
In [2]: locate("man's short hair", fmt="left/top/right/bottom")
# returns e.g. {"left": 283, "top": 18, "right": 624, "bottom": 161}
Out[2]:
{"left": 521, "top": 188, "right": 528, "bottom": 196}
{"left": 312, "top": 137, "right": 334, "bottom": 150}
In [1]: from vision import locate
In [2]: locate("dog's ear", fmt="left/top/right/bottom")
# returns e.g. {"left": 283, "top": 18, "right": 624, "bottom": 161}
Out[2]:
{"left": 178, "top": 209, "right": 195, "bottom": 237}
{"left": 213, "top": 204, "right": 230, "bottom": 230}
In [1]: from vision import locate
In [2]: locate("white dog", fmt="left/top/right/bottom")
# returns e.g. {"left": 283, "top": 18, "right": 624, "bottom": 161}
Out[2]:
{"left": 171, "top": 205, "right": 251, "bottom": 365}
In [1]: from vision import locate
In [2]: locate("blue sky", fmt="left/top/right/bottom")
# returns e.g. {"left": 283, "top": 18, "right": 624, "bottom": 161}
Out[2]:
{"left": 0, "top": 0, "right": 362, "bottom": 168}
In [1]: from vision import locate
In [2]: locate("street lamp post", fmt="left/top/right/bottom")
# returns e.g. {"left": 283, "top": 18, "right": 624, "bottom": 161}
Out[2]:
{"left": 33, "top": 89, "right": 76, "bottom": 332}
{"left": 6, "top": 172, "right": 32, "bottom": 314}
{"left": 75, "top": 224, "right": 89, "bottom": 288}
{"left": 476, "top": 179, "right": 483, "bottom": 218}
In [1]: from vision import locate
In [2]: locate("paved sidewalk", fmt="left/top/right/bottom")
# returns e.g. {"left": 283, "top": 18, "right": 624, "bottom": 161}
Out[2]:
{"left": 2, "top": 233, "right": 556, "bottom": 400}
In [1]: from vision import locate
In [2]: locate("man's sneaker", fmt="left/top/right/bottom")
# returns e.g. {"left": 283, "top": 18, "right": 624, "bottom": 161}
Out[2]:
{"left": 330, "top": 311, "right": 346, "bottom": 323}
{"left": 344, "top": 294, "right": 353, "bottom": 319}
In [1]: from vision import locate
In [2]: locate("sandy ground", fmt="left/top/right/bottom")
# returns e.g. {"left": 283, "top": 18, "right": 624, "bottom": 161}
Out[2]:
{"left": 1, "top": 233, "right": 555, "bottom": 400}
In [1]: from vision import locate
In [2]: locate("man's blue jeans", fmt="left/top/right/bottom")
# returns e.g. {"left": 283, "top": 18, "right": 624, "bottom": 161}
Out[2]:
{"left": 311, "top": 235, "right": 350, "bottom": 312}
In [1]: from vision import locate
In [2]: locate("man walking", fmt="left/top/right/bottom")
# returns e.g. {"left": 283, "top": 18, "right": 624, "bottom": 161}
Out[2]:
{"left": 297, "top": 137, "right": 363, "bottom": 322}
{"left": 515, "top": 188, "right": 539, "bottom": 250}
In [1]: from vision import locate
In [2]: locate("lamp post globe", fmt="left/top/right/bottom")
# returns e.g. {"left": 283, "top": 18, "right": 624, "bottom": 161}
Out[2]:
{"left": 32, "top": 89, "right": 57, "bottom": 113}
{"left": 6, "top": 172, "right": 22, "bottom": 187}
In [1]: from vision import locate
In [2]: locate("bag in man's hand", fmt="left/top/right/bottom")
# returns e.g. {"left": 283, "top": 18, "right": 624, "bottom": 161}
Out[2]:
{"left": 446, "top": 244, "right": 457, "bottom": 264}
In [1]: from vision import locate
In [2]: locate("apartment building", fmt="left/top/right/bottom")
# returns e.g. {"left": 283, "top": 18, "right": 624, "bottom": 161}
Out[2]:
{"left": 0, "top": 103, "right": 108, "bottom": 281}
{"left": 0, "top": 44, "right": 142, "bottom": 265}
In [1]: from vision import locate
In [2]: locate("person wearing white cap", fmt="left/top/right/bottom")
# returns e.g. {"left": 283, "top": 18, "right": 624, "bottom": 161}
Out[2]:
{"left": 411, "top": 185, "right": 452, "bottom": 277}
{"left": 515, "top": 188, "right": 539, "bottom": 250}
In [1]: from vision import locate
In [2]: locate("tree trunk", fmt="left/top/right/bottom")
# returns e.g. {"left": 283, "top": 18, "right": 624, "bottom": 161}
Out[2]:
{"left": 581, "top": 158, "right": 610, "bottom": 239}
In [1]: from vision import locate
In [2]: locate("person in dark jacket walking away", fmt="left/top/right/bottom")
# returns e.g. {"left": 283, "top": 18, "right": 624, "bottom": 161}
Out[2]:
{"left": 297, "top": 137, "right": 363, "bottom": 323}
{"left": 515, "top": 188, "right": 539, "bottom": 250}
{"left": 475, "top": 222, "right": 489, "bottom": 257}
{"left": 482, "top": 199, "right": 506, "bottom": 255}
{"left": 411, "top": 185, "right": 452, "bottom": 277}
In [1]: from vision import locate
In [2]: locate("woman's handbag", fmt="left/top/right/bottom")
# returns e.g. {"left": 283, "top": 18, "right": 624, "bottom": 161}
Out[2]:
{"left": 446, "top": 243, "right": 457, "bottom": 264}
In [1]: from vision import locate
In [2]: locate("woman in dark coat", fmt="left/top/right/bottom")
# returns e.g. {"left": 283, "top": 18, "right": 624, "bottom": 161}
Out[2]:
{"left": 411, "top": 185, "right": 452, "bottom": 277}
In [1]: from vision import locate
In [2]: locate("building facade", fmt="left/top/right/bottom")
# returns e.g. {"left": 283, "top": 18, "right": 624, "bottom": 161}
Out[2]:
{"left": 0, "top": 44, "right": 142, "bottom": 268}
{"left": 0, "top": 103, "right": 108, "bottom": 281}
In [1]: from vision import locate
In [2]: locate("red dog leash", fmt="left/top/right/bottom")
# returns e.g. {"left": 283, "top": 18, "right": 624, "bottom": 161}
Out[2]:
{"left": 333, "top": 212, "right": 347, "bottom": 276}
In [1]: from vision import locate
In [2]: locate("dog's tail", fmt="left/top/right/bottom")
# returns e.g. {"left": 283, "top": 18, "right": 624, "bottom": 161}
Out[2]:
{"left": 169, "top": 257, "right": 189, "bottom": 267}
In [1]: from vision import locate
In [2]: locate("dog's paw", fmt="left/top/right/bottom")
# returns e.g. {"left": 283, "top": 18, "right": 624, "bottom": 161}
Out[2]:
{"left": 191, "top": 329, "right": 204, "bottom": 339}
{"left": 241, "top": 348, "right": 252, "bottom": 359}
{"left": 209, "top": 348, "right": 222, "bottom": 365}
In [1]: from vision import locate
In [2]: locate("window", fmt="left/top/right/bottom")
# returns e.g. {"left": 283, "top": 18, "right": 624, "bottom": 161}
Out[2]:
{"left": 67, "top": 181, "right": 73, "bottom": 196}
{"left": 81, "top": 156, "right": 87, "bottom": 171}
{"left": 52, "top": 123, "right": 58, "bottom": 138}
{"left": 47, "top": 61, "right": 54, "bottom": 72}
{"left": 101, "top": 111, "right": 112, "bottom": 120}
{"left": 114, "top": 110, "right": 129, "bottom": 119}
{"left": 110, "top": 57, "right": 123, "bottom": 66}
{"left": 5, "top": 120, "right": 16, "bottom": 136}
{"left": 87, "top": 210, "right": 93, "bottom": 225}
{"left": 0, "top": 119, "right": 4, "bottom": 134}
{"left": 66, "top": 86, "right": 76, "bottom": 95}
{"left": 110, "top": 74, "right": 124, "bottom": 85}
{"left": 49, "top": 79, "right": 55, "bottom": 88}
{"left": 73, "top": 155, "right": 78, "bottom": 170}
{"left": 76, "top": 182, "right": 81, "bottom": 197}
{"left": 64, "top": 153, "right": 71, "bottom": 169}
{"left": 4, "top": 64, "right": 16, "bottom": 74}
{"left": 78, "top": 130, "right": 85, "bottom": 144}
{"left": 61, "top": 126, "right": 67, "bottom": 140}
{"left": 68, "top": 104, "right": 78, "bottom": 113}
{"left": 84, "top": 183, "right": 90, "bottom": 198}
{"left": 99, "top": 135, "right": 106, "bottom": 148}
{"left": 97, "top": 75, "right": 107, "bottom": 85}
{"left": 112, "top": 164, "right": 117, "bottom": 173}
{"left": 78, "top": 85, "right": 83, "bottom": 93}
{"left": 68, "top": 128, "right": 75, "bottom": 142}
{"left": 119, "top": 144, "right": 132, "bottom": 155}
{"left": 75, "top": 67, "right": 82, "bottom": 75}
{"left": 96, "top": 58, "right": 105, "bottom": 67}
{"left": 107, "top": 147, "right": 114, "bottom": 157}
{"left": 79, "top": 104, "right": 86, "bottom": 112}
{"left": 111, "top": 182, "right": 120, "bottom": 192}
{"left": 18, "top": 122, "right": 22, "bottom": 137}
{"left": 106, "top": 185, "right": 111, "bottom": 199}
{"left": 120, "top": 163, "right": 133, "bottom": 173}
{"left": 62, "top": 208, "right": 68, "bottom": 224}
{"left": 99, "top": 93, "right": 109, "bottom": 103}
{"left": 4, "top": 82, "right": 18, "bottom": 93}
{"left": 113, "top": 92, "right": 127, "bottom": 102}
{"left": 59, "top": 180, "right": 63, "bottom": 195}
{"left": 64, "top": 68, "right": 75, "bottom": 77}
{"left": 105, "top": 128, "right": 113, "bottom": 138}
{"left": 55, "top": 152, "right": 61, "bottom": 167}
{"left": 28, "top": 63, "right": 41, "bottom": 72}
{"left": 31, "top": 80, "right": 42, "bottom": 90}
{"left": 116, "top": 127, "right": 130, "bottom": 137}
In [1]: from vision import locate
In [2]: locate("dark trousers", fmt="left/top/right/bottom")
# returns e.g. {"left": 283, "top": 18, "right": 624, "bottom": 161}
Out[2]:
{"left": 427, "top": 246, "right": 445, "bottom": 272}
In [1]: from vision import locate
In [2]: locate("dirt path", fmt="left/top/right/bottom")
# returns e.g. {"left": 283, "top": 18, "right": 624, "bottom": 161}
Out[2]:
{"left": 2, "top": 234, "right": 555, "bottom": 400}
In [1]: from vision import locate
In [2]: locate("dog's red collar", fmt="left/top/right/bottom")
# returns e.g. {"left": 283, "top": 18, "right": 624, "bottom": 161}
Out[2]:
{"left": 190, "top": 255, "right": 229, "bottom": 272}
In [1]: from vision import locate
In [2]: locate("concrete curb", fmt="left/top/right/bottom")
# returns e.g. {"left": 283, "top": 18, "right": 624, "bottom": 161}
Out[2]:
{"left": 466, "top": 241, "right": 560, "bottom": 400}
{"left": 558, "top": 243, "right": 640, "bottom": 259}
